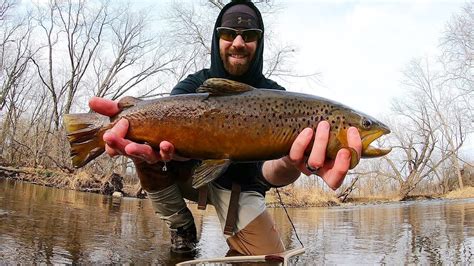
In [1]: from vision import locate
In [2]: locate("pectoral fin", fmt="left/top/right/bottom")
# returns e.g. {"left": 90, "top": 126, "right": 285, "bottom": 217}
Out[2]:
{"left": 192, "top": 159, "right": 231, "bottom": 189}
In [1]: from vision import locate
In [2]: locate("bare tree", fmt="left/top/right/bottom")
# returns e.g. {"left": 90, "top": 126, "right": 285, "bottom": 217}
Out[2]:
{"left": 0, "top": 1, "right": 32, "bottom": 110}
{"left": 94, "top": 4, "right": 178, "bottom": 100}
{"left": 0, "top": 2, "right": 35, "bottom": 155}
{"left": 440, "top": 1, "right": 473, "bottom": 93}
{"left": 163, "top": 1, "right": 214, "bottom": 83}
{"left": 30, "top": 0, "right": 110, "bottom": 129}
{"left": 368, "top": 58, "right": 466, "bottom": 200}
{"left": 0, "top": 0, "right": 15, "bottom": 21}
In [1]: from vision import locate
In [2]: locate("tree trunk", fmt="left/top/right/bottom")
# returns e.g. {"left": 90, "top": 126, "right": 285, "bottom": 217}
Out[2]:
{"left": 337, "top": 176, "right": 359, "bottom": 202}
{"left": 453, "top": 156, "right": 464, "bottom": 189}
{"left": 398, "top": 181, "right": 413, "bottom": 201}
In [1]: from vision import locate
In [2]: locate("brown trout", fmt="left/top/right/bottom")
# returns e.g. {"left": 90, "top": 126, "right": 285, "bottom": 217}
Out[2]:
{"left": 63, "top": 78, "right": 391, "bottom": 188}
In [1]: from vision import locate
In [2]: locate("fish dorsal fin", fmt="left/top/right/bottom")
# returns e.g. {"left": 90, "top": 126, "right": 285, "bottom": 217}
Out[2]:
{"left": 192, "top": 159, "right": 231, "bottom": 188}
{"left": 197, "top": 78, "right": 254, "bottom": 96}
{"left": 118, "top": 96, "right": 142, "bottom": 110}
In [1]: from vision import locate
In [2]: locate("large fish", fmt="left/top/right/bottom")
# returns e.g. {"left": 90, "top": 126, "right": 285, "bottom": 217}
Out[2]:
{"left": 63, "top": 78, "right": 391, "bottom": 188}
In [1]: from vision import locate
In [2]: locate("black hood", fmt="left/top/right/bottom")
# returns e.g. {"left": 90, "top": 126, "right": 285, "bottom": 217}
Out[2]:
{"left": 209, "top": 1, "right": 265, "bottom": 87}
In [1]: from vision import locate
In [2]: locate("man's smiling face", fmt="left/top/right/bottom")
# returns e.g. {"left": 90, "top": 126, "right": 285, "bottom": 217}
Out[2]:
{"left": 219, "top": 33, "right": 257, "bottom": 76}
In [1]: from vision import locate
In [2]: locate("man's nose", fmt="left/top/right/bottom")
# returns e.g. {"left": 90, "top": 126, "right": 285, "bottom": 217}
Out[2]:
{"left": 232, "top": 35, "right": 246, "bottom": 47}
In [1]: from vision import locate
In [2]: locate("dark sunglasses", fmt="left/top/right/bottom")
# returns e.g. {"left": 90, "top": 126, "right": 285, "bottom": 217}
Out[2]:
{"left": 216, "top": 27, "right": 263, "bottom": 43}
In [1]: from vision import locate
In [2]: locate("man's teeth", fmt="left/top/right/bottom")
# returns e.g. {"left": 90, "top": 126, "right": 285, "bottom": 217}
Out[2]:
{"left": 231, "top": 54, "right": 246, "bottom": 58}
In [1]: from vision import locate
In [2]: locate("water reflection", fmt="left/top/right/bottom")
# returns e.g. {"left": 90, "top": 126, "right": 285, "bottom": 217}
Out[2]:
{"left": 0, "top": 179, "right": 473, "bottom": 264}
{"left": 275, "top": 200, "right": 474, "bottom": 264}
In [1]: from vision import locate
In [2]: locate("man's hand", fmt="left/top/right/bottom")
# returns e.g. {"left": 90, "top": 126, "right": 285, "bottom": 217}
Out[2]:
{"left": 263, "top": 121, "right": 362, "bottom": 190}
{"left": 88, "top": 96, "right": 178, "bottom": 163}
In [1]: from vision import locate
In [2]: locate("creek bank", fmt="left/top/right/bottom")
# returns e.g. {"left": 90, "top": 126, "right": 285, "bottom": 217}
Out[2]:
{"left": 0, "top": 165, "right": 140, "bottom": 197}
{"left": 1, "top": 165, "right": 473, "bottom": 207}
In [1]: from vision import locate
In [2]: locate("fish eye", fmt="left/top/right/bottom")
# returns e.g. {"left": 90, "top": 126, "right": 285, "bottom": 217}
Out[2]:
{"left": 362, "top": 118, "right": 372, "bottom": 128}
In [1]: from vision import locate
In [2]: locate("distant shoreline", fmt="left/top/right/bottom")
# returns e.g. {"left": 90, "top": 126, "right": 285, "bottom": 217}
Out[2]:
{"left": 1, "top": 166, "right": 473, "bottom": 207}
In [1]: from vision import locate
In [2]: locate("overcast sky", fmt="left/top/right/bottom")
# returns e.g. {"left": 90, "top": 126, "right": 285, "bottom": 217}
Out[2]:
{"left": 271, "top": 0, "right": 467, "bottom": 116}
{"left": 269, "top": 0, "right": 471, "bottom": 157}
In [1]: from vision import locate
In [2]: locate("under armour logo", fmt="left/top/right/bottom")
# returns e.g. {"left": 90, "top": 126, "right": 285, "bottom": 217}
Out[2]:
{"left": 237, "top": 17, "right": 252, "bottom": 26}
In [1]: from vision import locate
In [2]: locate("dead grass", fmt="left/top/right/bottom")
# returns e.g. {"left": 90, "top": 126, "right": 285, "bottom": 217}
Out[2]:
{"left": 343, "top": 195, "right": 399, "bottom": 204}
{"left": 266, "top": 186, "right": 340, "bottom": 207}
{"left": 444, "top": 186, "right": 474, "bottom": 199}
{"left": 1, "top": 166, "right": 139, "bottom": 196}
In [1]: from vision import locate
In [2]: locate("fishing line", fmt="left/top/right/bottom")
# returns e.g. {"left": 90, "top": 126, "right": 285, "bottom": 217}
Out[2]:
{"left": 275, "top": 188, "right": 304, "bottom": 248}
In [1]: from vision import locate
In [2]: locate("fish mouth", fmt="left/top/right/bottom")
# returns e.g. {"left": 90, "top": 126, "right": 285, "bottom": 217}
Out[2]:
{"left": 360, "top": 128, "right": 392, "bottom": 158}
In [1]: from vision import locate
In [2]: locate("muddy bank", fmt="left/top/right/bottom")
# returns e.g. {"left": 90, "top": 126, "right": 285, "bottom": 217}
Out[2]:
{"left": 0, "top": 166, "right": 142, "bottom": 198}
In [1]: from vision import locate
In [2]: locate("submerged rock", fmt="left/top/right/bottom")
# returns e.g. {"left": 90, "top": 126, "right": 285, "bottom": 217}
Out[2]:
{"left": 112, "top": 191, "right": 123, "bottom": 198}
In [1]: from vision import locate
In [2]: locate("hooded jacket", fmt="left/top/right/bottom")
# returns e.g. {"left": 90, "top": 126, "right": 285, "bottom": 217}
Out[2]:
{"left": 170, "top": 1, "right": 285, "bottom": 195}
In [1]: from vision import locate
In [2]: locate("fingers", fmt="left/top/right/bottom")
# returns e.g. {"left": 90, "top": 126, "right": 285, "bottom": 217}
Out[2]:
{"left": 89, "top": 96, "right": 121, "bottom": 117}
{"left": 159, "top": 141, "right": 175, "bottom": 162}
{"left": 103, "top": 118, "right": 152, "bottom": 161}
{"left": 318, "top": 127, "right": 361, "bottom": 190}
{"left": 305, "top": 121, "right": 330, "bottom": 174}
{"left": 347, "top": 127, "right": 362, "bottom": 158}
{"left": 287, "top": 127, "right": 313, "bottom": 166}
{"left": 124, "top": 143, "right": 160, "bottom": 164}
{"left": 103, "top": 118, "right": 176, "bottom": 164}
{"left": 103, "top": 119, "right": 132, "bottom": 156}
{"left": 318, "top": 149, "right": 351, "bottom": 190}
{"left": 91, "top": 96, "right": 180, "bottom": 164}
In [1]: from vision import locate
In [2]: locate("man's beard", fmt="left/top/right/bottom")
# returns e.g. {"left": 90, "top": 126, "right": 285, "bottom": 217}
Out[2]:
{"left": 221, "top": 48, "right": 253, "bottom": 76}
{"left": 223, "top": 60, "right": 250, "bottom": 76}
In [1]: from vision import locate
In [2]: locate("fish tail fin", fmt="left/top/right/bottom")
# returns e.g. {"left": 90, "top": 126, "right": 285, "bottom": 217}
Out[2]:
{"left": 63, "top": 113, "right": 111, "bottom": 168}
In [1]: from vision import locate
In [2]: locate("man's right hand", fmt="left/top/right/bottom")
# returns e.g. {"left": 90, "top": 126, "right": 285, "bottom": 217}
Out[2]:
{"left": 88, "top": 96, "right": 177, "bottom": 164}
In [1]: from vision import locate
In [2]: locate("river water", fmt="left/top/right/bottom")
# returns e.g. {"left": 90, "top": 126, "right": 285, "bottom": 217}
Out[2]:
{"left": 0, "top": 179, "right": 473, "bottom": 264}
